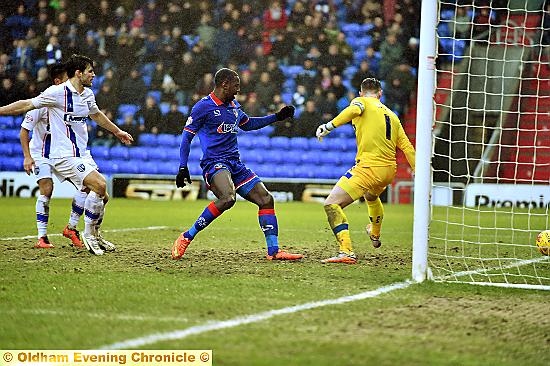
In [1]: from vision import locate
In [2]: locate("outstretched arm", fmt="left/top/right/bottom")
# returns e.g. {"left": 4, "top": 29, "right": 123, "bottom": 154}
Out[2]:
{"left": 316, "top": 102, "right": 363, "bottom": 141}
{"left": 239, "top": 105, "right": 295, "bottom": 131}
{"left": 176, "top": 130, "right": 194, "bottom": 187}
{"left": 0, "top": 100, "right": 36, "bottom": 116}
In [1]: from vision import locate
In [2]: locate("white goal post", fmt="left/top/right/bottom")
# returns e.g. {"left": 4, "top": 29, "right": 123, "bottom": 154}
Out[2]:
{"left": 413, "top": 0, "right": 550, "bottom": 290}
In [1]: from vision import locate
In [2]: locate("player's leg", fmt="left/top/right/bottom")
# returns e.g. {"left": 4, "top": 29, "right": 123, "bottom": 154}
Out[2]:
{"left": 237, "top": 161, "right": 302, "bottom": 261}
{"left": 364, "top": 166, "right": 395, "bottom": 248}
{"left": 62, "top": 188, "right": 87, "bottom": 248}
{"left": 82, "top": 170, "right": 111, "bottom": 254}
{"left": 172, "top": 169, "right": 234, "bottom": 260}
{"left": 35, "top": 175, "right": 54, "bottom": 249}
{"left": 320, "top": 185, "right": 357, "bottom": 263}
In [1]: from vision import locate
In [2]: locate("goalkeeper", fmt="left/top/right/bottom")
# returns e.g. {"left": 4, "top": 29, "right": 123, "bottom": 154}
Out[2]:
{"left": 171, "top": 68, "right": 303, "bottom": 261}
{"left": 316, "top": 78, "right": 415, "bottom": 264}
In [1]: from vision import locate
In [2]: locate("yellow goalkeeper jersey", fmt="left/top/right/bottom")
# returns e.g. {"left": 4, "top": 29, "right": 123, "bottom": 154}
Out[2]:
{"left": 331, "top": 96, "right": 416, "bottom": 170}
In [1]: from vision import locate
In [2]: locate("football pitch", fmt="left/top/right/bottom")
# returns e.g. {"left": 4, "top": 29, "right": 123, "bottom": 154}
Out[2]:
{"left": 0, "top": 197, "right": 548, "bottom": 366}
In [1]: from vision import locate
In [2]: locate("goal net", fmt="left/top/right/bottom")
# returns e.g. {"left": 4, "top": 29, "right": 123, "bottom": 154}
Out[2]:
{"left": 414, "top": 0, "right": 550, "bottom": 289}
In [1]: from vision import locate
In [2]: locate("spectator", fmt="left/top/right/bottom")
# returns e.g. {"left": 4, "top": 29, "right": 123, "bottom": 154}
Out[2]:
{"left": 11, "top": 39, "right": 33, "bottom": 73}
{"left": 367, "top": 16, "right": 386, "bottom": 51}
{"left": 256, "top": 71, "right": 278, "bottom": 108}
{"left": 379, "top": 33, "right": 404, "bottom": 80}
{"left": 212, "top": 21, "right": 241, "bottom": 66}
{"left": 5, "top": 4, "right": 33, "bottom": 40}
{"left": 404, "top": 37, "right": 420, "bottom": 69}
{"left": 136, "top": 95, "right": 163, "bottom": 134}
{"left": 150, "top": 61, "right": 165, "bottom": 91}
{"left": 239, "top": 70, "right": 256, "bottom": 97}
{"left": 142, "top": 0, "right": 161, "bottom": 32}
{"left": 195, "top": 72, "right": 214, "bottom": 97}
{"left": 319, "top": 44, "right": 347, "bottom": 75}
{"left": 297, "top": 100, "right": 322, "bottom": 137}
{"left": 329, "top": 74, "right": 347, "bottom": 100}
{"left": 45, "top": 36, "right": 62, "bottom": 65}
{"left": 451, "top": 6, "right": 472, "bottom": 39}
{"left": 352, "top": 60, "right": 376, "bottom": 90}
{"left": 35, "top": 66, "right": 50, "bottom": 92}
{"left": 320, "top": 91, "right": 338, "bottom": 122}
{"left": 387, "top": 63, "right": 416, "bottom": 96}
{"left": 263, "top": 0, "right": 288, "bottom": 31}
{"left": 119, "top": 68, "right": 147, "bottom": 105}
{"left": 244, "top": 92, "right": 262, "bottom": 116}
{"left": 384, "top": 77, "right": 409, "bottom": 118}
{"left": 0, "top": 78, "right": 25, "bottom": 106}
{"left": 162, "top": 100, "right": 185, "bottom": 135}
{"left": 95, "top": 82, "right": 119, "bottom": 115}
{"left": 295, "top": 57, "right": 318, "bottom": 94}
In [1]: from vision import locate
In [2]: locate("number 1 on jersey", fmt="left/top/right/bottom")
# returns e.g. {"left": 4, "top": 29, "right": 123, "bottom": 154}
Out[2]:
{"left": 384, "top": 114, "right": 391, "bottom": 140}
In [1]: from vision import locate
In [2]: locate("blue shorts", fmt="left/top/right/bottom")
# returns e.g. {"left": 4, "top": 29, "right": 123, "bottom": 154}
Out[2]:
{"left": 201, "top": 159, "right": 261, "bottom": 197}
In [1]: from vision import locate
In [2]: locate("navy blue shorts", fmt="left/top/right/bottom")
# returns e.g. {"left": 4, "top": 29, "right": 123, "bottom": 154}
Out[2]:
{"left": 201, "top": 159, "right": 261, "bottom": 197}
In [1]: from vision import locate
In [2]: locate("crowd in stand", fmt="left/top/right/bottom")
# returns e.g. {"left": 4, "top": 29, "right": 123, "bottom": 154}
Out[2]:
{"left": 0, "top": 0, "right": 421, "bottom": 146}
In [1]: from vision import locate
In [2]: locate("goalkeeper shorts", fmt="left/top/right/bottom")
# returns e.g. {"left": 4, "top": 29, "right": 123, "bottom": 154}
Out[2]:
{"left": 336, "top": 164, "right": 396, "bottom": 201}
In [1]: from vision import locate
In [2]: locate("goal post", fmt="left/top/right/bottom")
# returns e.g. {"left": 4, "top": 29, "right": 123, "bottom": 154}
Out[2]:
{"left": 412, "top": 1, "right": 550, "bottom": 289}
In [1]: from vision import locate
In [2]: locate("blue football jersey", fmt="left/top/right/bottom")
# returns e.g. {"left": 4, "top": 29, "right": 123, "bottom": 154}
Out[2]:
{"left": 184, "top": 92, "right": 250, "bottom": 163}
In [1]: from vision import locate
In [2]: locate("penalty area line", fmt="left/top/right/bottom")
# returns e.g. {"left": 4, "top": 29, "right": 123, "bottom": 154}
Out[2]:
{"left": 100, "top": 280, "right": 413, "bottom": 350}
{"left": 1, "top": 226, "right": 170, "bottom": 241}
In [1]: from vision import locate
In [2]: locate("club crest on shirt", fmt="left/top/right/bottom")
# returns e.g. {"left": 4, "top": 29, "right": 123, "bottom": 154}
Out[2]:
{"left": 76, "top": 164, "right": 86, "bottom": 172}
{"left": 34, "top": 166, "right": 40, "bottom": 175}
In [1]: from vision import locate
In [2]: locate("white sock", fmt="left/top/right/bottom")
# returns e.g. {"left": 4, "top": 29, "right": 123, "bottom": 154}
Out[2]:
{"left": 95, "top": 204, "right": 105, "bottom": 234}
{"left": 68, "top": 190, "right": 87, "bottom": 228}
{"left": 84, "top": 191, "right": 104, "bottom": 236}
{"left": 36, "top": 195, "right": 50, "bottom": 238}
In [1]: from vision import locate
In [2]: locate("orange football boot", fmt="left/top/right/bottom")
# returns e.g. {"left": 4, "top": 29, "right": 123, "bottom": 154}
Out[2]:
{"left": 35, "top": 236, "right": 54, "bottom": 249}
{"left": 266, "top": 249, "right": 303, "bottom": 261}
{"left": 63, "top": 225, "right": 84, "bottom": 248}
{"left": 172, "top": 233, "right": 192, "bottom": 260}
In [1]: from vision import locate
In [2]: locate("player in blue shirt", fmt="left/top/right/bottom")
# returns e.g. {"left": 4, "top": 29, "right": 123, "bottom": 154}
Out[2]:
{"left": 171, "top": 68, "right": 303, "bottom": 261}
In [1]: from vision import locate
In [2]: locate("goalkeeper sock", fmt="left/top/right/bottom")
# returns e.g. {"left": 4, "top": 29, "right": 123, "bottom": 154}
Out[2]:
{"left": 324, "top": 204, "right": 353, "bottom": 254}
{"left": 36, "top": 195, "right": 50, "bottom": 238}
{"left": 258, "top": 209, "right": 279, "bottom": 256}
{"left": 184, "top": 201, "right": 221, "bottom": 240}
{"left": 84, "top": 191, "right": 104, "bottom": 236}
{"left": 367, "top": 197, "right": 384, "bottom": 237}
{"left": 68, "top": 190, "right": 87, "bottom": 228}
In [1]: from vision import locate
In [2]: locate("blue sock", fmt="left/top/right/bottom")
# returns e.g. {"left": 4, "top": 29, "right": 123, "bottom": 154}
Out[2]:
{"left": 259, "top": 209, "right": 279, "bottom": 255}
{"left": 184, "top": 202, "right": 221, "bottom": 240}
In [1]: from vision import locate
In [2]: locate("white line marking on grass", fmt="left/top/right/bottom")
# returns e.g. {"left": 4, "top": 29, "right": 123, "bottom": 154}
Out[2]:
{"left": 100, "top": 280, "right": 413, "bottom": 350}
{"left": 1, "top": 226, "right": 169, "bottom": 241}
{"left": 4, "top": 309, "right": 188, "bottom": 323}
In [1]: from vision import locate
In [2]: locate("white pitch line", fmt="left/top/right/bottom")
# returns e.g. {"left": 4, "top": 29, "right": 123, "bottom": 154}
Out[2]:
{"left": 3, "top": 309, "right": 188, "bottom": 323}
{"left": 100, "top": 280, "right": 413, "bottom": 350}
{"left": 0, "top": 226, "right": 169, "bottom": 241}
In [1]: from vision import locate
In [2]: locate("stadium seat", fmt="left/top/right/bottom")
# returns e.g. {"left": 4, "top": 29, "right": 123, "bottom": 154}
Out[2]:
{"left": 0, "top": 143, "right": 13, "bottom": 156}
{"left": 130, "top": 146, "right": 149, "bottom": 160}
{"left": 140, "top": 161, "right": 159, "bottom": 174}
{"left": 90, "top": 146, "right": 110, "bottom": 160}
{"left": 118, "top": 104, "right": 140, "bottom": 117}
{"left": 270, "top": 136, "right": 290, "bottom": 150}
{"left": 188, "top": 164, "right": 201, "bottom": 176}
{"left": 250, "top": 135, "right": 270, "bottom": 149}
{"left": 300, "top": 151, "right": 321, "bottom": 165}
{"left": 157, "top": 133, "right": 177, "bottom": 146}
{"left": 289, "top": 137, "right": 309, "bottom": 152}
{"left": 147, "top": 147, "right": 168, "bottom": 160}
{"left": 159, "top": 102, "right": 170, "bottom": 114}
{"left": 323, "top": 151, "right": 342, "bottom": 165}
{"left": 0, "top": 116, "right": 15, "bottom": 128}
{"left": 116, "top": 160, "right": 140, "bottom": 174}
{"left": 178, "top": 106, "right": 189, "bottom": 115}
{"left": 1, "top": 157, "right": 22, "bottom": 171}
{"left": 140, "top": 62, "right": 155, "bottom": 77}
{"left": 138, "top": 133, "right": 158, "bottom": 147}
{"left": 109, "top": 146, "right": 130, "bottom": 160}
{"left": 0, "top": 129, "right": 20, "bottom": 143}
{"left": 157, "top": 161, "right": 176, "bottom": 175}
{"left": 294, "top": 165, "right": 316, "bottom": 179}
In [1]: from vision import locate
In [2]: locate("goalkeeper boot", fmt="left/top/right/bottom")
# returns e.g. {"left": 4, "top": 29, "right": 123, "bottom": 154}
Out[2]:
{"left": 321, "top": 252, "right": 357, "bottom": 264}
{"left": 172, "top": 233, "right": 192, "bottom": 260}
{"left": 35, "top": 236, "right": 54, "bottom": 249}
{"left": 366, "top": 224, "right": 382, "bottom": 248}
{"left": 63, "top": 225, "right": 84, "bottom": 248}
{"left": 82, "top": 233, "right": 104, "bottom": 256}
{"left": 266, "top": 249, "right": 303, "bottom": 261}
{"left": 97, "top": 229, "right": 116, "bottom": 252}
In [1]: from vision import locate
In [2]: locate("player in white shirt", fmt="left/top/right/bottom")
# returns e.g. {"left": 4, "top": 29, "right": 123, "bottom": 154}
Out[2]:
{"left": 1, "top": 54, "right": 133, "bottom": 255}
{"left": 20, "top": 63, "right": 88, "bottom": 249}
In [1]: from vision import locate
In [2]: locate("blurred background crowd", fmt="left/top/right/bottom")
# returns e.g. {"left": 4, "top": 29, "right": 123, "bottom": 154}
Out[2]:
{"left": 0, "top": 0, "right": 422, "bottom": 146}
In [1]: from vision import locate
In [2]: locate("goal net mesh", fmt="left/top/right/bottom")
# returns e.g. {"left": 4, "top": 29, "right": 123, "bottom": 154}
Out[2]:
{"left": 428, "top": 0, "right": 550, "bottom": 288}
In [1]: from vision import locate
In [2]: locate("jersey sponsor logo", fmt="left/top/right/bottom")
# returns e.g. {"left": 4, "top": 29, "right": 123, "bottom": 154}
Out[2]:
{"left": 76, "top": 164, "right": 86, "bottom": 172}
{"left": 216, "top": 121, "right": 238, "bottom": 134}
{"left": 63, "top": 114, "right": 88, "bottom": 123}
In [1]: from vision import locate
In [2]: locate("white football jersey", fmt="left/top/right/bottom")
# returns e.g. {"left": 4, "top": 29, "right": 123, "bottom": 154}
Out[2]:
{"left": 31, "top": 80, "right": 99, "bottom": 159}
{"left": 21, "top": 108, "right": 51, "bottom": 159}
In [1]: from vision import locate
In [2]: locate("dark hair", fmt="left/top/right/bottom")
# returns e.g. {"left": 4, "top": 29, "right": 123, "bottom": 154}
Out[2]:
{"left": 65, "top": 54, "right": 94, "bottom": 78}
{"left": 214, "top": 68, "right": 238, "bottom": 86}
{"left": 361, "top": 77, "right": 382, "bottom": 93}
{"left": 48, "top": 62, "right": 66, "bottom": 82}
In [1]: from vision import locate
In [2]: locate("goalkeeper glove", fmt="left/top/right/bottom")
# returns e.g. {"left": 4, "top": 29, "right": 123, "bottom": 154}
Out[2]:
{"left": 275, "top": 105, "right": 295, "bottom": 121}
{"left": 316, "top": 122, "right": 335, "bottom": 141}
{"left": 176, "top": 167, "right": 192, "bottom": 187}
